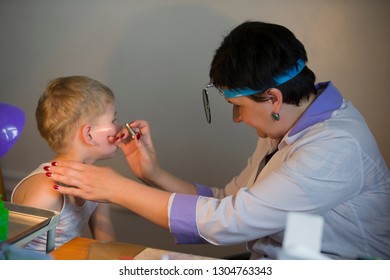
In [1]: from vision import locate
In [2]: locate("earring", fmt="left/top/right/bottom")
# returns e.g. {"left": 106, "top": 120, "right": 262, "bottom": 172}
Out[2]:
{"left": 272, "top": 112, "right": 280, "bottom": 121}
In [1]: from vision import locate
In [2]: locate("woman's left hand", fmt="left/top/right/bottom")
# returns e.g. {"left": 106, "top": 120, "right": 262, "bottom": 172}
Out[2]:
{"left": 46, "top": 160, "right": 126, "bottom": 203}
{"left": 47, "top": 160, "right": 171, "bottom": 229}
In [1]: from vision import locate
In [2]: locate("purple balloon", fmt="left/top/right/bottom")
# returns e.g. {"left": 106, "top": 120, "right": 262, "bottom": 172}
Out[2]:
{"left": 0, "top": 103, "right": 25, "bottom": 158}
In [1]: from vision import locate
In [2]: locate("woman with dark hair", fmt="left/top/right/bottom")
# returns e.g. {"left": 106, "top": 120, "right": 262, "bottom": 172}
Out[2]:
{"left": 47, "top": 21, "right": 390, "bottom": 260}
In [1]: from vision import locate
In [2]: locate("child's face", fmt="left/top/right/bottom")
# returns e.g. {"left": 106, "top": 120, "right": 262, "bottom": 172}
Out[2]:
{"left": 90, "top": 103, "right": 121, "bottom": 160}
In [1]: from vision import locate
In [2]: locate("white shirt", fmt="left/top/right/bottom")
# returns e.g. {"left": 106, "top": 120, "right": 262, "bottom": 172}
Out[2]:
{"left": 168, "top": 82, "right": 390, "bottom": 259}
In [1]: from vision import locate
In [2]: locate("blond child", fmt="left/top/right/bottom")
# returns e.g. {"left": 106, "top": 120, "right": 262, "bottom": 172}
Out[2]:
{"left": 11, "top": 76, "right": 119, "bottom": 252}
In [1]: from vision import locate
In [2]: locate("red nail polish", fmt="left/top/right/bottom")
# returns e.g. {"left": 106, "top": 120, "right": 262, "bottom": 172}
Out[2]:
{"left": 51, "top": 162, "right": 58, "bottom": 166}
{"left": 136, "top": 133, "right": 141, "bottom": 140}
{"left": 53, "top": 185, "right": 59, "bottom": 190}
{"left": 45, "top": 172, "right": 52, "bottom": 177}
{"left": 43, "top": 166, "right": 50, "bottom": 171}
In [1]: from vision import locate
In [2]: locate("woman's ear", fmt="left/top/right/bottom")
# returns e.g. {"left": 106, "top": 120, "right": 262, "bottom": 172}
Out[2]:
{"left": 81, "top": 124, "right": 95, "bottom": 145}
{"left": 267, "top": 88, "right": 283, "bottom": 113}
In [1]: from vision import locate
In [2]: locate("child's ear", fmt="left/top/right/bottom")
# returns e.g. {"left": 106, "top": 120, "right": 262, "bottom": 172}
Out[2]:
{"left": 81, "top": 124, "right": 95, "bottom": 145}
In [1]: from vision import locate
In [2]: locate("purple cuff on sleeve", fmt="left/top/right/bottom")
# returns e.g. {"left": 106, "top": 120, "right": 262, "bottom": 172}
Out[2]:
{"left": 194, "top": 183, "right": 214, "bottom": 197}
{"left": 169, "top": 193, "right": 205, "bottom": 244}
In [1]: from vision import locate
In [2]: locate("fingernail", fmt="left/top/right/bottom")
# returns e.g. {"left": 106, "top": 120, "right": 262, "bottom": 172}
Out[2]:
{"left": 136, "top": 133, "right": 141, "bottom": 140}
{"left": 51, "top": 162, "right": 58, "bottom": 166}
{"left": 43, "top": 166, "right": 50, "bottom": 171}
{"left": 53, "top": 185, "right": 59, "bottom": 190}
{"left": 120, "top": 133, "right": 125, "bottom": 139}
{"left": 45, "top": 172, "right": 52, "bottom": 177}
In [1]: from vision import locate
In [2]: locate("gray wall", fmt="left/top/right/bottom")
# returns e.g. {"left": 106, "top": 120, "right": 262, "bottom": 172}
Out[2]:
{"left": 1, "top": 0, "right": 389, "bottom": 257}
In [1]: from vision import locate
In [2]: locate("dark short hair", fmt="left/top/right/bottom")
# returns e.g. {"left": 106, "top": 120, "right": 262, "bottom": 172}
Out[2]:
{"left": 209, "top": 21, "right": 317, "bottom": 105}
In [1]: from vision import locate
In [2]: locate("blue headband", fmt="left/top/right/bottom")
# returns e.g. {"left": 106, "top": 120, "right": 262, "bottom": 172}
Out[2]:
{"left": 222, "top": 58, "right": 306, "bottom": 98}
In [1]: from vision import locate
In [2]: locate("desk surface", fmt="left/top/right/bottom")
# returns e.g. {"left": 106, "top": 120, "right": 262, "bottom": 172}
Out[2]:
{"left": 50, "top": 237, "right": 97, "bottom": 260}
{"left": 50, "top": 237, "right": 216, "bottom": 260}
{"left": 51, "top": 237, "right": 147, "bottom": 260}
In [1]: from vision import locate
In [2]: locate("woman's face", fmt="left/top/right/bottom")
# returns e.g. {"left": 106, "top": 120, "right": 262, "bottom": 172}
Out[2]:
{"left": 90, "top": 103, "right": 122, "bottom": 160}
{"left": 226, "top": 96, "right": 276, "bottom": 138}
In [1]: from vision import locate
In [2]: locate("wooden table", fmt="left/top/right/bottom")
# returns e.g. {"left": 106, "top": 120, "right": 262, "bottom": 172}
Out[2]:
{"left": 50, "top": 237, "right": 145, "bottom": 260}
{"left": 50, "top": 237, "right": 96, "bottom": 260}
{"left": 50, "top": 237, "right": 216, "bottom": 260}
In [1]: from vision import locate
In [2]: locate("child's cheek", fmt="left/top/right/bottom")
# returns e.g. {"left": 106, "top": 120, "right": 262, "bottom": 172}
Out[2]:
{"left": 95, "top": 126, "right": 117, "bottom": 141}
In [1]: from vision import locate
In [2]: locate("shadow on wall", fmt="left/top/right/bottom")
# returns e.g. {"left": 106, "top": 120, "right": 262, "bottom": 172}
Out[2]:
{"left": 0, "top": 2, "right": 256, "bottom": 258}
{"left": 104, "top": 3, "right": 256, "bottom": 185}
{"left": 103, "top": 4, "right": 251, "bottom": 258}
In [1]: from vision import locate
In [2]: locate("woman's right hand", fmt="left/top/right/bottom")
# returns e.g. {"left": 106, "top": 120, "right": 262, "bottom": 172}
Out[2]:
{"left": 117, "top": 120, "right": 162, "bottom": 184}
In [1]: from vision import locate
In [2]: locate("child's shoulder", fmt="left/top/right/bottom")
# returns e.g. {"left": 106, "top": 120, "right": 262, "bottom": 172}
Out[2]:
{"left": 13, "top": 172, "right": 63, "bottom": 211}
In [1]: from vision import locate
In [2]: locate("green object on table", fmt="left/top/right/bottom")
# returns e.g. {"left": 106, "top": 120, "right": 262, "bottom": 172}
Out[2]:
{"left": 0, "top": 194, "right": 9, "bottom": 242}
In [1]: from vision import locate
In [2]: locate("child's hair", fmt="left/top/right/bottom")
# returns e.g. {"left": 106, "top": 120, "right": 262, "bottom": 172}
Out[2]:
{"left": 36, "top": 76, "right": 115, "bottom": 153}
